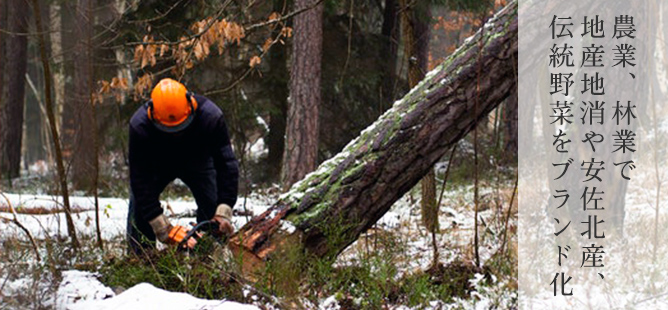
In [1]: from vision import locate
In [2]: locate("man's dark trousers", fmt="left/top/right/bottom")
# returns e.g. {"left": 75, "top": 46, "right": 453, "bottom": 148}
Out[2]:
{"left": 126, "top": 167, "right": 218, "bottom": 254}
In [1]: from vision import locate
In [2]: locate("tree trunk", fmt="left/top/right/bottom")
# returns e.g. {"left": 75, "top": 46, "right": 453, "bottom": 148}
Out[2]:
{"left": 264, "top": 0, "right": 289, "bottom": 183}
{"left": 503, "top": 79, "right": 518, "bottom": 162}
{"left": 25, "top": 68, "right": 45, "bottom": 166}
{"left": 60, "top": 1, "right": 75, "bottom": 161}
{"left": 0, "top": 0, "right": 6, "bottom": 179}
{"left": 80, "top": 0, "right": 102, "bottom": 250}
{"left": 281, "top": 0, "right": 324, "bottom": 189}
{"left": 50, "top": 2, "right": 65, "bottom": 135}
{"left": 400, "top": 0, "right": 437, "bottom": 233}
{"left": 68, "top": 0, "right": 96, "bottom": 192}
{"left": 0, "top": 0, "right": 29, "bottom": 180}
{"left": 414, "top": 3, "right": 436, "bottom": 234}
{"left": 380, "top": 0, "right": 400, "bottom": 106}
{"left": 112, "top": 0, "right": 130, "bottom": 165}
{"left": 230, "top": 0, "right": 517, "bottom": 273}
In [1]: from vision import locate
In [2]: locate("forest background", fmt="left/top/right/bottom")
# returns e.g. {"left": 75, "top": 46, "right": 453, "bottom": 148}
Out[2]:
{"left": 0, "top": 0, "right": 520, "bottom": 309}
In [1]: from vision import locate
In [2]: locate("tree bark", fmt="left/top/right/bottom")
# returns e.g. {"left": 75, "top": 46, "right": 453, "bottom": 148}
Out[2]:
{"left": 414, "top": 2, "right": 437, "bottom": 234}
{"left": 0, "top": 0, "right": 29, "bottom": 180}
{"left": 400, "top": 0, "right": 437, "bottom": 233}
{"left": 68, "top": 0, "right": 96, "bottom": 192}
{"left": 0, "top": 0, "right": 6, "bottom": 180}
{"left": 503, "top": 79, "right": 518, "bottom": 162}
{"left": 50, "top": 2, "right": 65, "bottom": 136}
{"left": 380, "top": 0, "right": 400, "bottom": 106}
{"left": 230, "top": 0, "right": 517, "bottom": 273}
{"left": 81, "top": 0, "right": 102, "bottom": 250}
{"left": 281, "top": 0, "right": 324, "bottom": 189}
{"left": 265, "top": 0, "right": 289, "bottom": 183}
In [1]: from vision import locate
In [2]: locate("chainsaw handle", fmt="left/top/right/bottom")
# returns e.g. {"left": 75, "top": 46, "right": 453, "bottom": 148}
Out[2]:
{"left": 178, "top": 220, "right": 216, "bottom": 247}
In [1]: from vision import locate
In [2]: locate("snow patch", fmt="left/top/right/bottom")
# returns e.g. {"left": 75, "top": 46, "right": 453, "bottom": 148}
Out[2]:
{"left": 55, "top": 270, "right": 115, "bottom": 310}
{"left": 248, "top": 138, "right": 267, "bottom": 160}
{"left": 319, "top": 295, "right": 340, "bottom": 309}
{"left": 280, "top": 220, "right": 296, "bottom": 234}
{"left": 68, "top": 282, "right": 260, "bottom": 310}
{"left": 255, "top": 116, "right": 268, "bottom": 132}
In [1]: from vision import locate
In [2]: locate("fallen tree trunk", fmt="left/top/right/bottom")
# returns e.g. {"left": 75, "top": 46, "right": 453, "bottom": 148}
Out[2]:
{"left": 229, "top": 0, "right": 517, "bottom": 273}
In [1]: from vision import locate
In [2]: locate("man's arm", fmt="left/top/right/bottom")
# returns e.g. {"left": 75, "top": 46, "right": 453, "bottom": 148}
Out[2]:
{"left": 129, "top": 123, "right": 196, "bottom": 248}
{"left": 129, "top": 125, "right": 164, "bottom": 223}
{"left": 211, "top": 115, "right": 239, "bottom": 208}
{"left": 208, "top": 114, "right": 239, "bottom": 237}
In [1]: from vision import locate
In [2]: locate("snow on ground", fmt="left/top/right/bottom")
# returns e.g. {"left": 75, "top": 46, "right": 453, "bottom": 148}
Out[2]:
{"left": 0, "top": 191, "right": 274, "bottom": 241}
{"left": 1, "top": 183, "right": 517, "bottom": 309}
{"left": 55, "top": 270, "right": 258, "bottom": 310}
{"left": 343, "top": 184, "right": 508, "bottom": 274}
{"left": 0, "top": 191, "right": 276, "bottom": 310}
{"left": 77, "top": 283, "right": 259, "bottom": 310}
{"left": 55, "top": 270, "right": 115, "bottom": 309}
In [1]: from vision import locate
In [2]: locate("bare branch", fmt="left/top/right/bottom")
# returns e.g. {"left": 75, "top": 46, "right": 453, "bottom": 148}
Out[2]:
{"left": 204, "top": 22, "right": 289, "bottom": 96}
{"left": 0, "top": 193, "right": 41, "bottom": 261}
{"left": 124, "top": 0, "right": 232, "bottom": 47}
{"left": 243, "top": 0, "right": 326, "bottom": 32}
{"left": 30, "top": 0, "right": 80, "bottom": 250}
{"left": 0, "top": 28, "right": 57, "bottom": 36}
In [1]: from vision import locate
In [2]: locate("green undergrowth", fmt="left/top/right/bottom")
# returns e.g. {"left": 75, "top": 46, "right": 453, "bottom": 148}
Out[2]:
{"left": 100, "top": 237, "right": 250, "bottom": 302}
{"left": 305, "top": 255, "right": 487, "bottom": 309}
{"left": 97, "top": 226, "right": 511, "bottom": 309}
{"left": 301, "top": 229, "right": 496, "bottom": 309}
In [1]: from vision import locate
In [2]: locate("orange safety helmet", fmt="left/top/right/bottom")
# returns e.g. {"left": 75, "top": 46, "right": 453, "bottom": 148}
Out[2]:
{"left": 148, "top": 78, "right": 198, "bottom": 132}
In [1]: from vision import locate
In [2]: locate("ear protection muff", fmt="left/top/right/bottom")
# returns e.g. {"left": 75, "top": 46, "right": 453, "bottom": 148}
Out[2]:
{"left": 147, "top": 99, "right": 155, "bottom": 121}
{"left": 185, "top": 91, "right": 198, "bottom": 115}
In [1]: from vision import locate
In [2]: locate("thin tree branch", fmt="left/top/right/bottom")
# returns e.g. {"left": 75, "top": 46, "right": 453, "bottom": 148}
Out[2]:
{"left": 0, "top": 193, "right": 41, "bottom": 261}
{"left": 30, "top": 0, "right": 80, "bottom": 250}
{"left": 243, "top": 0, "right": 325, "bottom": 31}
{"left": 0, "top": 28, "right": 57, "bottom": 36}
{"left": 203, "top": 24, "right": 288, "bottom": 96}
{"left": 472, "top": 12, "right": 486, "bottom": 269}
{"left": 124, "top": 0, "right": 233, "bottom": 47}
{"left": 128, "top": 0, "right": 187, "bottom": 24}
{"left": 337, "top": 0, "right": 355, "bottom": 87}
{"left": 436, "top": 144, "right": 459, "bottom": 209}
{"left": 430, "top": 144, "right": 458, "bottom": 269}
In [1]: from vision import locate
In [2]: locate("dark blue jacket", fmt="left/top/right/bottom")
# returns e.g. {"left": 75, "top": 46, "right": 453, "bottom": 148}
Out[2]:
{"left": 129, "top": 94, "right": 239, "bottom": 222}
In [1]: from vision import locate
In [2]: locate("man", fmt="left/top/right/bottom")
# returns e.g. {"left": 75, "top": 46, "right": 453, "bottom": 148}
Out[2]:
{"left": 127, "top": 78, "right": 239, "bottom": 253}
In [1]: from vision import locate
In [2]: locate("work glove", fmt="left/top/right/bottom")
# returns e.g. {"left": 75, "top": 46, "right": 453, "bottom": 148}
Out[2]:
{"left": 211, "top": 204, "right": 234, "bottom": 237}
{"left": 149, "top": 214, "right": 196, "bottom": 249}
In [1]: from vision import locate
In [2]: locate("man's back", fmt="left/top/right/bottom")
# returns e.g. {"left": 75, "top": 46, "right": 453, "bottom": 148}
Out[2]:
{"left": 129, "top": 94, "right": 225, "bottom": 172}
